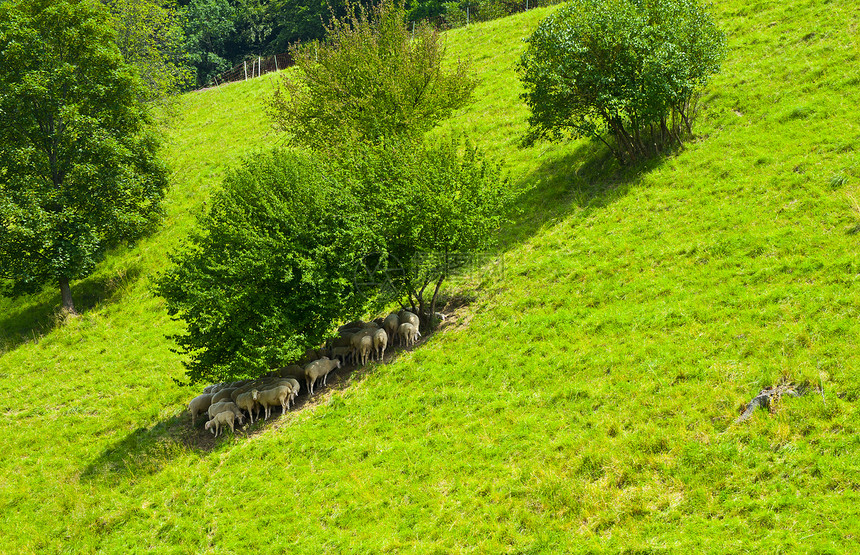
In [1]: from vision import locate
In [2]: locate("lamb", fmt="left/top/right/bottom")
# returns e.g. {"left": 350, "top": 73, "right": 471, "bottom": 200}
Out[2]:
{"left": 205, "top": 410, "right": 235, "bottom": 437}
{"left": 188, "top": 393, "right": 213, "bottom": 426}
{"left": 208, "top": 400, "right": 245, "bottom": 426}
{"left": 372, "top": 328, "right": 388, "bottom": 361}
{"left": 383, "top": 313, "right": 399, "bottom": 341}
{"left": 303, "top": 357, "right": 342, "bottom": 395}
{"left": 253, "top": 385, "right": 292, "bottom": 419}
{"left": 398, "top": 322, "right": 421, "bottom": 347}
{"left": 234, "top": 390, "right": 259, "bottom": 424}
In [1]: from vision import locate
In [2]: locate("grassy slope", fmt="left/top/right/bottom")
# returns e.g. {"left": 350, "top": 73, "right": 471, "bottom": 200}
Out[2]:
{"left": 2, "top": 0, "right": 860, "bottom": 552}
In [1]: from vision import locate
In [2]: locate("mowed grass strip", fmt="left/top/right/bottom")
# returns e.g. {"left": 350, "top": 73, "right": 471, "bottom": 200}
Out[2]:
{"left": 1, "top": 0, "right": 859, "bottom": 551}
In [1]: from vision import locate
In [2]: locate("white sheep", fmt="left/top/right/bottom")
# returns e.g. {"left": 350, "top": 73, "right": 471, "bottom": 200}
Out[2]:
{"left": 234, "top": 390, "right": 259, "bottom": 424}
{"left": 303, "top": 357, "right": 342, "bottom": 395}
{"left": 188, "top": 393, "right": 213, "bottom": 426}
{"left": 253, "top": 385, "right": 292, "bottom": 419}
{"left": 208, "top": 400, "right": 245, "bottom": 426}
{"left": 205, "top": 410, "right": 235, "bottom": 437}
{"left": 383, "top": 313, "right": 399, "bottom": 342}
{"left": 398, "top": 322, "right": 420, "bottom": 347}
{"left": 372, "top": 328, "right": 388, "bottom": 361}
{"left": 357, "top": 333, "right": 374, "bottom": 366}
{"left": 329, "top": 345, "right": 351, "bottom": 366}
{"left": 399, "top": 310, "right": 420, "bottom": 330}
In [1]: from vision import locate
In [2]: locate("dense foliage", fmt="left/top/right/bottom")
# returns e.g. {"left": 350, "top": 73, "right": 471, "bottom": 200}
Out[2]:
{"left": 0, "top": 0, "right": 168, "bottom": 313}
{"left": 268, "top": 0, "right": 476, "bottom": 151}
{"left": 518, "top": 0, "right": 725, "bottom": 164}
{"left": 344, "top": 138, "right": 518, "bottom": 324}
{"left": 154, "top": 150, "right": 380, "bottom": 384}
{"left": 104, "top": 0, "right": 192, "bottom": 99}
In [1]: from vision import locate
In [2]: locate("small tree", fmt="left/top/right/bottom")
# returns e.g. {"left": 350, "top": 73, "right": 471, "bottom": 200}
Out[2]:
{"left": 518, "top": 0, "right": 725, "bottom": 165}
{"left": 154, "top": 149, "right": 380, "bottom": 384}
{"left": 0, "top": 0, "right": 168, "bottom": 313}
{"left": 268, "top": 0, "right": 477, "bottom": 152}
{"left": 343, "top": 137, "right": 519, "bottom": 328}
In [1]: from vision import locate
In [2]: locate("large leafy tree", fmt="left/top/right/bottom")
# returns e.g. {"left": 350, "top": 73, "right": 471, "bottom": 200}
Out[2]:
{"left": 154, "top": 149, "right": 379, "bottom": 384}
{"left": 0, "top": 0, "right": 169, "bottom": 313}
{"left": 268, "top": 0, "right": 477, "bottom": 152}
{"left": 518, "top": 0, "right": 725, "bottom": 165}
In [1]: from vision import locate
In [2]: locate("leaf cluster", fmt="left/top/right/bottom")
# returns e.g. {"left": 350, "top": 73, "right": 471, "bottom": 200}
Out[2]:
{"left": 518, "top": 0, "right": 725, "bottom": 164}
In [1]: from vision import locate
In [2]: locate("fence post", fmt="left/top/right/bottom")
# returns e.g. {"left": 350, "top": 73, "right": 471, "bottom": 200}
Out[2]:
{"left": 244, "top": 60, "right": 248, "bottom": 80}
{"left": 275, "top": 54, "right": 279, "bottom": 72}
{"left": 258, "top": 56, "right": 262, "bottom": 78}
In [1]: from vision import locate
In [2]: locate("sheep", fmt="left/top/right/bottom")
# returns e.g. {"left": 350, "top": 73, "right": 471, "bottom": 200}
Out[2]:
{"left": 234, "top": 390, "right": 259, "bottom": 424}
{"left": 205, "top": 410, "right": 235, "bottom": 437}
{"left": 253, "top": 385, "right": 292, "bottom": 419}
{"left": 211, "top": 387, "right": 238, "bottom": 405}
{"left": 277, "top": 377, "right": 301, "bottom": 405}
{"left": 278, "top": 364, "right": 305, "bottom": 378}
{"left": 208, "top": 400, "right": 245, "bottom": 426}
{"left": 339, "top": 320, "right": 365, "bottom": 332}
{"left": 303, "top": 357, "right": 341, "bottom": 395}
{"left": 399, "top": 310, "right": 420, "bottom": 329}
{"left": 188, "top": 393, "right": 213, "bottom": 426}
{"left": 372, "top": 328, "right": 388, "bottom": 361}
{"left": 383, "top": 312, "right": 399, "bottom": 342}
{"left": 356, "top": 333, "right": 374, "bottom": 366}
{"left": 329, "top": 345, "right": 351, "bottom": 366}
{"left": 398, "top": 322, "right": 421, "bottom": 348}
{"left": 361, "top": 321, "right": 380, "bottom": 329}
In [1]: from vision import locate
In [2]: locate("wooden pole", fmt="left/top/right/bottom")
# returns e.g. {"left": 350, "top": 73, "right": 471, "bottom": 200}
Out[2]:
{"left": 244, "top": 60, "right": 248, "bottom": 80}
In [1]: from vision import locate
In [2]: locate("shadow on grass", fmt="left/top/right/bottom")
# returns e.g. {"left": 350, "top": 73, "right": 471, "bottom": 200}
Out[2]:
{"left": 0, "top": 263, "right": 142, "bottom": 354}
{"left": 501, "top": 138, "right": 672, "bottom": 248}
{"left": 79, "top": 301, "right": 470, "bottom": 482}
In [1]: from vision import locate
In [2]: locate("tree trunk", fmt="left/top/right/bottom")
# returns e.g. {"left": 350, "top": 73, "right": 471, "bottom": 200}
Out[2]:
{"left": 59, "top": 277, "right": 76, "bottom": 314}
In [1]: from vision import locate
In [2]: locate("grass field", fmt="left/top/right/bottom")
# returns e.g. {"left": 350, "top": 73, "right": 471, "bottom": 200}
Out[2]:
{"left": 1, "top": 0, "right": 859, "bottom": 552}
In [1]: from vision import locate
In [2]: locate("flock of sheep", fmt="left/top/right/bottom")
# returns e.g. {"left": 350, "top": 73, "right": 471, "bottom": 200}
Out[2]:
{"left": 187, "top": 308, "right": 435, "bottom": 436}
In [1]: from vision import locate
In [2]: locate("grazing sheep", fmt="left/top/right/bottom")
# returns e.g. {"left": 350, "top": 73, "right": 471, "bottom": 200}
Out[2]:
{"left": 383, "top": 313, "right": 399, "bottom": 341}
{"left": 211, "top": 387, "right": 238, "bottom": 405}
{"left": 372, "top": 328, "right": 388, "bottom": 361}
{"left": 398, "top": 322, "right": 421, "bottom": 348}
{"left": 208, "top": 400, "right": 245, "bottom": 426}
{"left": 277, "top": 364, "right": 304, "bottom": 380}
{"left": 188, "top": 393, "right": 213, "bottom": 426}
{"left": 235, "top": 390, "right": 259, "bottom": 424}
{"left": 253, "top": 385, "right": 292, "bottom": 419}
{"left": 303, "top": 357, "right": 342, "bottom": 395}
{"left": 205, "top": 410, "right": 235, "bottom": 437}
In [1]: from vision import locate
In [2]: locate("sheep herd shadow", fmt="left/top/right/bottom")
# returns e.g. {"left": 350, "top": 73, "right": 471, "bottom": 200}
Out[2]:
{"left": 81, "top": 296, "right": 473, "bottom": 483}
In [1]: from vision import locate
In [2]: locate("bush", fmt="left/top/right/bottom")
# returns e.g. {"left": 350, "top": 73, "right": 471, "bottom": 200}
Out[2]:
{"left": 518, "top": 0, "right": 725, "bottom": 165}
{"left": 154, "top": 149, "right": 380, "bottom": 384}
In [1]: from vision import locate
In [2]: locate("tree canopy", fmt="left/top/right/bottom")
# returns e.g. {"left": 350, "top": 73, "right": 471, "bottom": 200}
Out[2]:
{"left": 268, "top": 0, "right": 476, "bottom": 151}
{"left": 0, "top": 0, "right": 168, "bottom": 312}
{"left": 518, "top": 0, "right": 725, "bottom": 165}
{"left": 154, "top": 149, "right": 380, "bottom": 384}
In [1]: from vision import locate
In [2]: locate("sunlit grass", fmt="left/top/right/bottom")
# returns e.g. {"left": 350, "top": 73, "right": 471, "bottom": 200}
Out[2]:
{"left": 1, "top": 0, "right": 859, "bottom": 551}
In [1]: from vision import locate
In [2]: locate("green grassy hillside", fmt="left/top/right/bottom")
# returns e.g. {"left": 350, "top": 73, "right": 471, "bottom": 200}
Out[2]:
{"left": 2, "top": 0, "right": 859, "bottom": 552}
